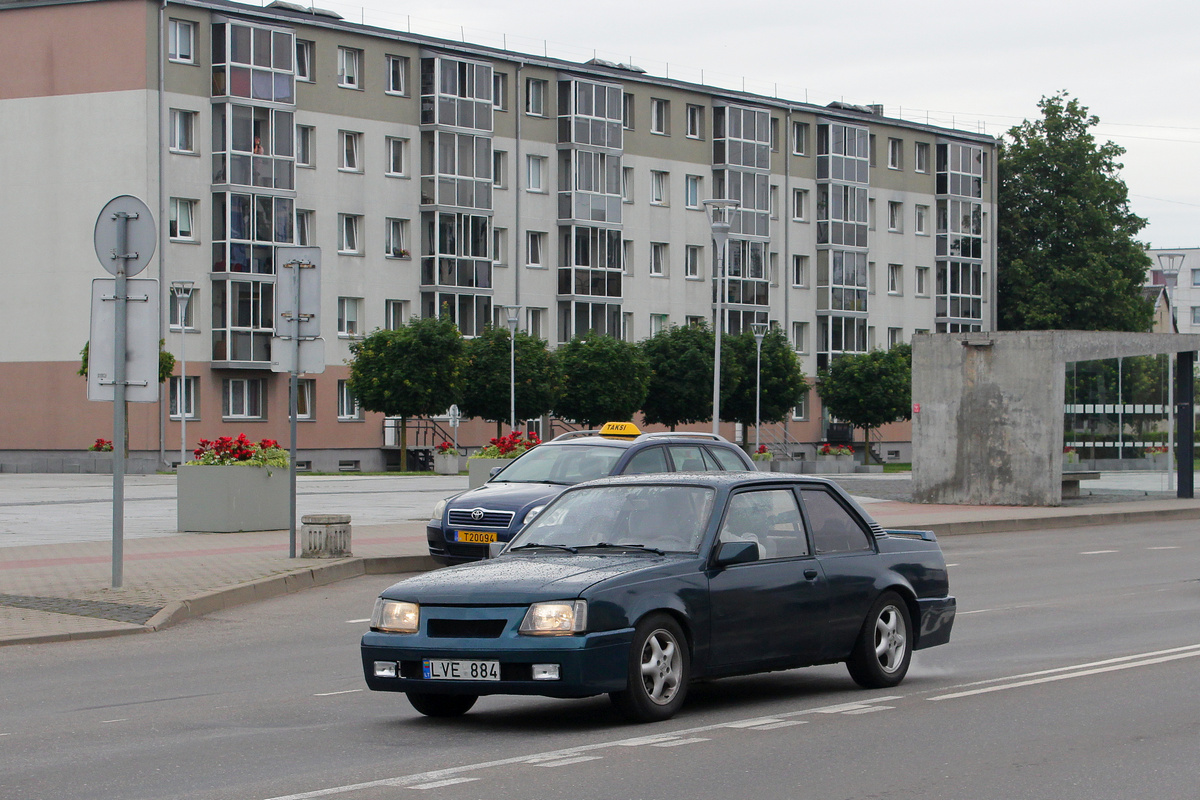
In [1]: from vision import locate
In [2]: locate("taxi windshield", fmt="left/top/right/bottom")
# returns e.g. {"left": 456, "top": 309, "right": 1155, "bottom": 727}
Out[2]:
{"left": 491, "top": 443, "right": 623, "bottom": 485}
{"left": 509, "top": 484, "right": 716, "bottom": 553}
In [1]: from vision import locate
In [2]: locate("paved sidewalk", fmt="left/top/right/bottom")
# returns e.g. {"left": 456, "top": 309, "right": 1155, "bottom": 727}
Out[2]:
{"left": 2, "top": 472, "right": 1198, "bottom": 647}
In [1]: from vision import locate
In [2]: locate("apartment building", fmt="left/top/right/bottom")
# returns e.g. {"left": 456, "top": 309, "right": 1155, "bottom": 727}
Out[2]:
{"left": 1146, "top": 248, "right": 1200, "bottom": 334}
{"left": 0, "top": 0, "right": 998, "bottom": 471}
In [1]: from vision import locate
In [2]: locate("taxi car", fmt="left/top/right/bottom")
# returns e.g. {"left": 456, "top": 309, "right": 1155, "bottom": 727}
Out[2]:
{"left": 426, "top": 423, "right": 756, "bottom": 564}
{"left": 363, "top": 472, "right": 956, "bottom": 723}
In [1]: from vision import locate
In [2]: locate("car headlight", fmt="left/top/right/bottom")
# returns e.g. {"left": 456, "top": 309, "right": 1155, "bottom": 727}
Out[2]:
{"left": 371, "top": 598, "right": 419, "bottom": 633}
{"left": 522, "top": 505, "right": 546, "bottom": 525}
{"left": 431, "top": 497, "right": 448, "bottom": 521}
{"left": 519, "top": 600, "right": 587, "bottom": 635}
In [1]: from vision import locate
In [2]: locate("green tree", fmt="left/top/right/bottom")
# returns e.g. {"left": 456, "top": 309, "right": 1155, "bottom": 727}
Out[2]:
{"left": 998, "top": 92, "right": 1153, "bottom": 331}
{"left": 721, "top": 328, "right": 807, "bottom": 446}
{"left": 347, "top": 316, "right": 464, "bottom": 470}
{"left": 816, "top": 344, "right": 912, "bottom": 464}
{"left": 640, "top": 323, "right": 716, "bottom": 430}
{"left": 554, "top": 335, "right": 650, "bottom": 428}
{"left": 459, "top": 325, "right": 559, "bottom": 437}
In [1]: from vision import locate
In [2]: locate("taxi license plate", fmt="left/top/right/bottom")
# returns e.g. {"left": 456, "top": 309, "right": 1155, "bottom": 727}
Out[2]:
{"left": 456, "top": 530, "right": 497, "bottom": 544}
{"left": 423, "top": 658, "right": 501, "bottom": 681}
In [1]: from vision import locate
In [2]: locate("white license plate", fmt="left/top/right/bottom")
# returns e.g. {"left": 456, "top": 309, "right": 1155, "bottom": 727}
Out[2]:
{"left": 422, "top": 658, "right": 501, "bottom": 681}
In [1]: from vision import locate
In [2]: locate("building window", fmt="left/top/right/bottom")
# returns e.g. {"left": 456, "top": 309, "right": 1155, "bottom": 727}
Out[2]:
{"left": 527, "top": 231, "right": 545, "bottom": 266}
{"left": 493, "top": 150, "right": 507, "bottom": 188}
{"left": 792, "top": 188, "right": 809, "bottom": 221}
{"left": 168, "top": 19, "right": 194, "bottom": 63}
{"left": 622, "top": 92, "right": 635, "bottom": 129}
{"left": 915, "top": 204, "right": 929, "bottom": 235}
{"left": 386, "top": 55, "right": 408, "bottom": 95}
{"left": 525, "top": 78, "right": 546, "bottom": 116}
{"left": 385, "top": 299, "right": 408, "bottom": 330}
{"left": 650, "top": 313, "right": 669, "bottom": 336}
{"left": 915, "top": 141, "right": 930, "bottom": 173}
{"left": 385, "top": 136, "right": 408, "bottom": 177}
{"left": 650, "top": 242, "right": 668, "bottom": 276}
{"left": 650, "top": 98, "right": 670, "bottom": 135}
{"left": 295, "top": 40, "right": 313, "bottom": 82}
{"left": 770, "top": 117, "right": 780, "bottom": 152}
{"left": 526, "top": 155, "right": 546, "bottom": 192}
{"left": 337, "top": 379, "right": 361, "bottom": 420}
{"left": 338, "top": 214, "right": 361, "bottom": 254}
{"left": 792, "top": 254, "right": 809, "bottom": 287}
{"left": 223, "top": 378, "right": 264, "bottom": 419}
{"left": 385, "top": 218, "right": 409, "bottom": 258}
{"left": 916, "top": 266, "right": 930, "bottom": 296}
{"left": 340, "top": 131, "right": 361, "bottom": 172}
{"left": 296, "top": 125, "right": 314, "bottom": 168}
{"left": 169, "top": 198, "right": 196, "bottom": 241}
{"left": 296, "top": 210, "right": 313, "bottom": 246}
{"left": 621, "top": 166, "right": 633, "bottom": 203}
{"left": 792, "top": 321, "right": 808, "bottom": 353}
{"left": 338, "top": 297, "right": 361, "bottom": 337}
{"left": 686, "top": 104, "right": 704, "bottom": 139}
{"left": 792, "top": 391, "right": 809, "bottom": 422}
{"left": 888, "top": 201, "right": 902, "bottom": 232}
{"left": 295, "top": 378, "right": 314, "bottom": 420}
{"left": 685, "top": 245, "right": 702, "bottom": 279}
{"left": 1192, "top": 307, "right": 1200, "bottom": 326}
{"left": 888, "top": 263, "right": 903, "bottom": 295}
{"left": 888, "top": 327, "right": 904, "bottom": 348}
{"left": 169, "top": 109, "right": 196, "bottom": 153}
{"left": 493, "top": 227, "right": 508, "bottom": 266}
{"left": 1192, "top": 268, "right": 1200, "bottom": 287}
{"left": 338, "top": 47, "right": 362, "bottom": 89}
{"left": 493, "top": 72, "right": 507, "bottom": 110}
{"left": 792, "top": 121, "right": 809, "bottom": 156}
{"left": 169, "top": 376, "right": 198, "bottom": 420}
{"left": 888, "top": 137, "right": 903, "bottom": 170}
{"left": 650, "top": 170, "right": 668, "bottom": 205}
{"left": 685, "top": 175, "right": 701, "bottom": 209}
{"left": 770, "top": 185, "right": 779, "bottom": 219}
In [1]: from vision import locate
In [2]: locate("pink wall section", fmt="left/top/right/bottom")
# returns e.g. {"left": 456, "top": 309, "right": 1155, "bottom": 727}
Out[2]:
{"left": 0, "top": 0, "right": 149, "bottom": 101}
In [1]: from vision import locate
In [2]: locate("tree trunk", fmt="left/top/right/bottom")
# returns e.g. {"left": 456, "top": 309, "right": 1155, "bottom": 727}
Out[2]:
{"left": 863, "top": 427, "right": 874, "bottom": 465}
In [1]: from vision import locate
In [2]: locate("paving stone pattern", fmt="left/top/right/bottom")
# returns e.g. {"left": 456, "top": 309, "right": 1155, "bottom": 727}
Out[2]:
{"left": 0, "top": 593, "right": 161, "bottom": 624}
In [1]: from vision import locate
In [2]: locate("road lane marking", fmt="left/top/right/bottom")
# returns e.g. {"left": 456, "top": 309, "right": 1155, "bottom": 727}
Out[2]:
{"left": 843, "top": 706, "right": 892, "bottom": 714}
{"left": 411, "top": 778, "right": 478, "bottom": 790}
{"left": 1080, "top": 550, "right": 1118, "bottom": 555}
{"left": 1147, "top": 546, "right": 1180, "bottom": 550}
{"left": 724, "top": 717, "right": 783, "bottom": 728}
{"left": 100, "top": 719, "right": 128, "bottom": 724}
{"left": 345, "top": 618, "right": 370, "bottom": 624}
{"left": 617, "top": 734, "right": 680, "bottom": 747}
{"left": 313, "top": 690, "right": 362, "bottom": 697}
{"left": 931, "top": 643, "right": 1200, "bottom": 701}
{"left": 256, "top": 695, "right": 902, "bottom": 799}
{"left": 958, "top": 603, "right": 1040, "bottom": 615}
{"left": 945, "top": 563, "right": 960, "bottom": 567}
{"left": 748, "top": 720, "right": 807, "bottom": 730}
{"left": 532, "top": 756, "right": 603, "bottom": 768}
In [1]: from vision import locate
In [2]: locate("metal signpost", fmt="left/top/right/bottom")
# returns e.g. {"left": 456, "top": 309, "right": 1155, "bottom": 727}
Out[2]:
{"left": 90, "top": 195, "right": 158, "bottom": 588}
{"left": 448, "top": 404, "right": 461, "bottom": 452}
{"left": 271, "top": 247, "right": 323, "bottom": 557}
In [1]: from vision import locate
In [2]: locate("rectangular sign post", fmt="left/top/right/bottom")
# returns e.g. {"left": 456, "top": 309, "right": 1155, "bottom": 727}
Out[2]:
{"left": 273, "top": 247, "right": 323, "bottom": 557}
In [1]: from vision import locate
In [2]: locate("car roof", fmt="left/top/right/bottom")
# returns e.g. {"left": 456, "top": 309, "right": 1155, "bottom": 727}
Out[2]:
{"left": 574, "top": 471, "right": 839, "bottom": 490}
{"left": 545, "top": 431, "right": 742, "bottom": 450}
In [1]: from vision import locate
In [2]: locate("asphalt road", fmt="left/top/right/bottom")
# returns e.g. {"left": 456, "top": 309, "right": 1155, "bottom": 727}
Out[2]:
{"left": 2, "top": 519, "right": 1198, "bottom": 800}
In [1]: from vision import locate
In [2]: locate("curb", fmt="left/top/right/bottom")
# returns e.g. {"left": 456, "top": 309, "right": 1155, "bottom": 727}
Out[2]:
{"left": 920, "top": 505, "right": 1200, "bottom": 537}
{"left": 0, "top": 553, "right": 438, "bottom": 648}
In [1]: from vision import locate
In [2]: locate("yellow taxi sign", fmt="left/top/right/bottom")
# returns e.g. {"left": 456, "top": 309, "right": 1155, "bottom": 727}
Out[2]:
{"left": 598, "top": 421, "right": 642, "bottom": 439}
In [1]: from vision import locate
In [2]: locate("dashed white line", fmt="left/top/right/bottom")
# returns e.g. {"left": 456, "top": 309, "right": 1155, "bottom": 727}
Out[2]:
{"left": 1080, "top": 550, "right": 1118, "bottom": 555}
{"left": 748, "top": 720, "right": 807, "bottom": 730}
{"left": 411, "top": 778, "right": 478, "bottom": 790}
{"left": 532, "top": 756, "right": 603, "bottom": 768}
{"left": 1147, "top": 546, "right": 1180, "bottom": 550}
{"left": 724, "top": 717, "right": 783, "bottom": 728}
{"left": 313, "top": 689, "right": 363, "bottom": 697}
{"left": 345, "top": 618, "right": 370, "bottom": 624}
{"left": 652, "top": 737, "right": 710, "bottom": 747}
{"left": 100, "top": 719, "right": 128, "bottom": 724}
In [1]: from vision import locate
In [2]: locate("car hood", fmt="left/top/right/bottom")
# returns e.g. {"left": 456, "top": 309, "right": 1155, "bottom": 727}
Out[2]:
{"left": 381, "top": 553, "right": 686, "bottom": 605}
{"left": 446, "top": 481, "right": 565, "bottom": 512}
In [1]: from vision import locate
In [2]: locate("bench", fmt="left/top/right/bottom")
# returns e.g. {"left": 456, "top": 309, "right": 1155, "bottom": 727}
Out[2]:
{"left": 1061, "top": 471, "right": 1101, "bottom": 499}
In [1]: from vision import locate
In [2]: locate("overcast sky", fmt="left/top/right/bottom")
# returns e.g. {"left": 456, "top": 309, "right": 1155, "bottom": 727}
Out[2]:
{"left": 277, "top": 0, "right": 1199, "bottom": 249}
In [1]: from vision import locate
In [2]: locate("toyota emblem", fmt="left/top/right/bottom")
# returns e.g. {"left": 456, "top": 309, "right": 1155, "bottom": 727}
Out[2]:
{"left": 470, "top": 508, "right": 485, "bottom": 521}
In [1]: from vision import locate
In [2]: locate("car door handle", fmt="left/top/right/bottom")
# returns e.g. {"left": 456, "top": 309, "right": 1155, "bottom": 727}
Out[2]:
{"left": 804, "top": 569, "right": 819, "bottom": 581}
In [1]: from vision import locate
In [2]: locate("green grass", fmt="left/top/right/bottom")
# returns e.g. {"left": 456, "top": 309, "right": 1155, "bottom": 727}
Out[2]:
{"left": 882, "top": 462, "right": 912, "bottom": 473}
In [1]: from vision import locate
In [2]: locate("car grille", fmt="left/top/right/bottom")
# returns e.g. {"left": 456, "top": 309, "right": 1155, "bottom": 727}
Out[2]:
{"left": 427, "top": 618, "right": 509, "bottom": 638}
{"left": 448, "top": 509, "right": 515, "bottom": 527}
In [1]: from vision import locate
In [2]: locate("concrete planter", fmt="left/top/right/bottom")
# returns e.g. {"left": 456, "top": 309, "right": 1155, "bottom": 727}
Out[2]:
{"left": 434, "top": 453, "right": 461, "bottom": 475}
{"left": 177, "top": 464, "right": 290, "bottom": 533}
{"left": 468, "top": 458, "right": 511, "bottom": 488}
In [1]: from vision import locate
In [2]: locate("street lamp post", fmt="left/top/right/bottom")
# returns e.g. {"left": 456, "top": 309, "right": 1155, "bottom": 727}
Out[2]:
{"left": 703, "top": 199, "right": 740, "bottom": 436}
{"left": 169, "top": 281, "right": 195, "bottom": 468}
{"left": 1157, "top": 253, "right": 1184, "bottom": 490}
{"left": 502, "top": 305, "right": 522, "bottom": 434}
{"left": 751, "top": 322, "right": 768, "bottom": 455}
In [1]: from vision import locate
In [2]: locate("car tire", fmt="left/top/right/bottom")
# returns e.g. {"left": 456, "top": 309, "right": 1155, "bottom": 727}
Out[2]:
{"left": 406, "top": 692, "right": 478, "bottom": 717}
{"left": 610, "top": 613, "right": 689, "bottom": 723}
{"left": 846, "top": 591, "right": 912, "bottom": 689}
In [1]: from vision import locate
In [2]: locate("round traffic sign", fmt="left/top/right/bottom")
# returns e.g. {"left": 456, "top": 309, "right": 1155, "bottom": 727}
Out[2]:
{"left": 94, "top": 195, "right": 157, "bottom": 276}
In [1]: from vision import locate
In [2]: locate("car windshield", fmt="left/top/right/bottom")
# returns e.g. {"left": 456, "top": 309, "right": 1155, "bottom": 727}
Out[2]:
{"left": 508, "top": 484, "right": 716, "bottom": 553}
{"left": 491, "top": 444, "right": 624, "bottom": 485}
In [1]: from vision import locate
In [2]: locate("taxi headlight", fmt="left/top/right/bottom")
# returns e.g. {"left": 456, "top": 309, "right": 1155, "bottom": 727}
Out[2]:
{"left": 519, "top": 600, "right": 587, "bottom": 635}
{"left": 522, "top": 505, "right": 546, "bottom": 525}
{"left": 431, "top": 498, "right": 448, "bottom": 521}
{"left": 371, "top": 598, "right": 419, "bottom": 633}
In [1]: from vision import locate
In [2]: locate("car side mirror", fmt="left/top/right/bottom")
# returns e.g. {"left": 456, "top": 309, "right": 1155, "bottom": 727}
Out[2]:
{"left": 489, "top": 465, "right": 504, "bottom": 477}
{"left": 714, "top": 539, "right": 759, "bottom": 567}
{"left": 487, "top": 541, "right": 507, "bottom": 559}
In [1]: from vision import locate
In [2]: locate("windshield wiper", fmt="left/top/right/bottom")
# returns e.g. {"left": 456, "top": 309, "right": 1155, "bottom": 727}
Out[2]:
{"left": 508, "top": 542, "right": 578, "bottom": 553}
{"left": 577, "top": 542, "right": 666, "bottom": 555}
